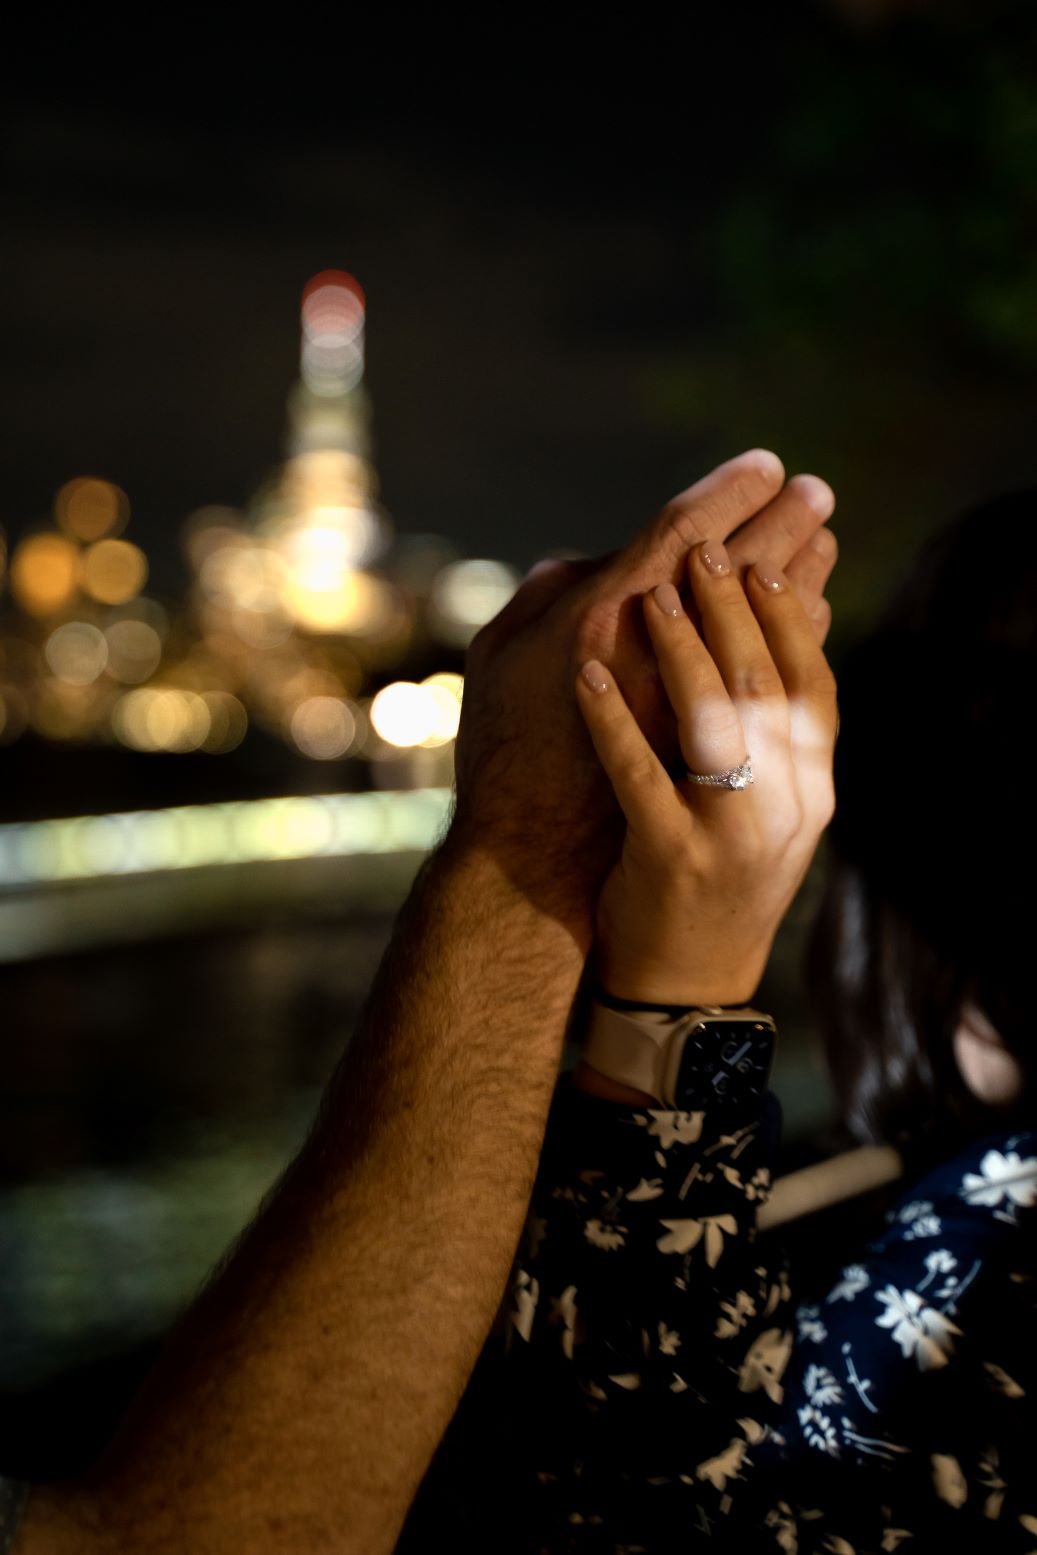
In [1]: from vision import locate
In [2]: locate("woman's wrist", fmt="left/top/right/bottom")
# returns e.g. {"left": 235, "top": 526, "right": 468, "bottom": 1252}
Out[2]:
{"left": 594, "top": 943, "right": 766, "bottom": 1010}
{"left": 595, "top": 974, "right": 762, "bottom": 1009}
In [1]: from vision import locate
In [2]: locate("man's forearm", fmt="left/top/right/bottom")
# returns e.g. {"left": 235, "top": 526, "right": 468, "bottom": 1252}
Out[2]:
{"left": 21, "top": 841, "right": 585, "bottom": 1555}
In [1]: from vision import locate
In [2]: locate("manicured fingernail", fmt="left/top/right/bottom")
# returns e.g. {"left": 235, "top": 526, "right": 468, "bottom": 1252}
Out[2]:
{"left": 653, "top": 582, "right": 682, "bottom": 617}
{"left": 793, "top": 475, "right": 836, "bottom": 518}
{"left": 700, "top": 540, "right": 731, "bottom": 576}
{"left": 581, "top": 660, "right": 609, "bottom": 694}
{"left": 753, "top": 559, "right": 787, "bottom": 592}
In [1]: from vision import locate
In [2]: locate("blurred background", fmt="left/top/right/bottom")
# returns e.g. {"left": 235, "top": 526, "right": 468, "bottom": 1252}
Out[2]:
{"left": 2, "top": 0, "right": 1035, "bottom": 1478}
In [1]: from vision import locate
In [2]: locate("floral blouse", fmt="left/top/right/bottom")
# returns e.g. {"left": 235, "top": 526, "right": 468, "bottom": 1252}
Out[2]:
{"left": 501, "top": 1080, "right": 1037, "bottom": 1553}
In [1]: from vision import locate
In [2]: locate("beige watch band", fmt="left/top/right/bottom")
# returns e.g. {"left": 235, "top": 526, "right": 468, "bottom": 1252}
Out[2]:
{"left": 582, "top": 1001, "right": 724, "bottom": 1103}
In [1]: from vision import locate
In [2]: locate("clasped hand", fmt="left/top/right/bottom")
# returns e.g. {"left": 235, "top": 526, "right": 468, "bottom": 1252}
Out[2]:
{"left": 576, "top": 535, "right": 839, "bottom": 1010}
{"left": 451, "top": 449, "right": 838, "bottom": 969}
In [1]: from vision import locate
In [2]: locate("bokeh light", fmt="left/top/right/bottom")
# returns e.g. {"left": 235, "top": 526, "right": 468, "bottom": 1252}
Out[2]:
{"left": 199, "top": 543, "right": 286, "bottom": 610}
{"left": 54, "top": 477, "right": 128, "bottom": 543}
{"left": 104, "top": 620, "right": 163, "bottom": 684}
{"left": 113, "top": 689, "right": 212, "bottom": 753}
{"left": 282, "top": 565, "right": 395, "bottom": 636}
{"left": 182, "top": 506, "right": 245, "bottom": 570}
{"left": 418, "top": 672, "right": 464, "bottom": 747}
{"left": 80, "top": 538, "right": 148, "bottom": 605}
{"left": 9, "top": 534, "right": 79, "bottom": 617}
{"left": 300, "top": 270, "right": 366, "bottom": 397}
{"left": 429, "top": 559, "right": 518, "bottom": 646}
{"left": 289, "top": 696, "right": 358, "bottom": 760}
{"left": 370, "top": 681, "right": 448, "bottom": 749}
{"left": 200, "top": 692, "right": 248, "bottom": 754}
{"left": 44, "top": 622, "right": 109, "bottom": 686}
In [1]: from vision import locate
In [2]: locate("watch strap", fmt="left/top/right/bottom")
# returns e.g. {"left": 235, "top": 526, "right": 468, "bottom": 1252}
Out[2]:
{"left": 582, "top": 1002, "right": 711, "bottom": 1101}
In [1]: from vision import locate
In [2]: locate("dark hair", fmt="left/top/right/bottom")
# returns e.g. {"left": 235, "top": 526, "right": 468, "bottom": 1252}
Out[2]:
{"left": 809, "top": 491, "right": 1037, "bottom": 1166}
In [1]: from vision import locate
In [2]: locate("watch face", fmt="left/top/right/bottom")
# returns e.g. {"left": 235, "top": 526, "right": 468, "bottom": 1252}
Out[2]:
{"left": 674, "top": 1019, "right": 775, "bottom": 1112}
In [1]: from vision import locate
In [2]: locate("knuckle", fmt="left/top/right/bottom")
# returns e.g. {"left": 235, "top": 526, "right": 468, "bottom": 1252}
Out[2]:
{"left": 730, "top": 660, "right": 784, "bottom": 701}
{"left": 617, "top": 751, "right": 655, "bottom": 791}
{"left": 656, "top": 502, "right": 709, "bottom": 561}
{"left": 574, "top": 598, "right": 615, "bottom": 663}
{"left": 686, "top": 701, "right": 743, "bottom": 749}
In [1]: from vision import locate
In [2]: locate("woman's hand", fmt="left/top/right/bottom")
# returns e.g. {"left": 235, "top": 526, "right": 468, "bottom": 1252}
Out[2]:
{"left": 575, "top": 539, "right": 839, "bottom": 1010}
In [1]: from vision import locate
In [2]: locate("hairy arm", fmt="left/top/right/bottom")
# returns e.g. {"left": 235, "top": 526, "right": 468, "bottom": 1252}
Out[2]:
{"left": 12, "top": 450, "right": 836, "bottom": 1554}
{"left": 20, "top": 842, "right": 583, "bottom": 1555}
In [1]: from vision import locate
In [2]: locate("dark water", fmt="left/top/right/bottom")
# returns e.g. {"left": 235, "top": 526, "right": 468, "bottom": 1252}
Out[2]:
{"left": 0, "top": 868, "right": 833, "bottom": 1479}
{"left": 0, "top": 907, "right": 396, "bottom": 1475}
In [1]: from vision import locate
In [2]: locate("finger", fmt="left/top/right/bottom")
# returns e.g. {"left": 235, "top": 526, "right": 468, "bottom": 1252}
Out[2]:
{"left": 616, "top": 448, "right": 786, "bottom": 582}
{"left": 687, "top": 541, "right": 789, "bottom": 729}
{"left": 643, "top": 582, "right": 746, "bottom": 777}
{"left": 574, "top": 660, "right": 679, "bottom": 835}
{"left": 785, "top": 525, "right": 838, "bottom": 614}
{"left": 745, "top": 562, "right": 839, "bottom": 723}
{"left": 745, "top": 566, "right": 838, "bottom": 821}
{"left": 726, "top": 473, "right": 835, "bottom": 580}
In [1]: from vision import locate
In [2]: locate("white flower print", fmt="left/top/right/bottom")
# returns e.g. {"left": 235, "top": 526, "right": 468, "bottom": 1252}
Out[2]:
{"left": 584, "top": 1219, "right": 627, "bottom": 1250}
{"left": 917, "top": 1248, "right": 957, "bottom": 1295}
{"left": 657, "top": 1213, "right": 737, "bottom": 1267}
{"left": 961, "top": 1148, "right": 1037, "bottom": 1208}
{"left": 637, "top": 1110, "right": 705, "bottom": 1149}
{"left": 827, "top": 1264, "right": 870, "bottom": 1304}
{"left": 796, "top": 1305, "right": 828, "bottom": 1344}
{"left": 875, "top": 1285, "right": 961, "bottom": 1370}
{"left": 626, "top": 1177, "right": 664, "bottom": 1202}
{"left": 737, "top": 1327, "right": 793, "bottom": 1404}
{"left": 797, "top": 1404, "right": 841, "bottom": 1456}
{"left": 695, "top": 1437, "right": 747, "bottom": 1491}
{"left": 804, "top": 1364, "right": 844, "bottom": 1408}
{"left": 931, "top": 1452, "right": 967, "bottom": 1508}
{"left": 715, "top": 1289, "right": 756, "bottom": 1340}
{"left": 903, "top": 1213, "right": 942, "bottom": 1240}
{"left": 896, "top": 1199, "right": 934, "bottom": 1223}
{"left": 657, "top": 1322, "right": 681, "bottom": 1356}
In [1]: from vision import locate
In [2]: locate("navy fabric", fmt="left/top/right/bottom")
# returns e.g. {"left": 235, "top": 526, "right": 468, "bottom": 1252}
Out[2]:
{"left": 504, "top": 1079, "right": 1037, "bottom": 1551}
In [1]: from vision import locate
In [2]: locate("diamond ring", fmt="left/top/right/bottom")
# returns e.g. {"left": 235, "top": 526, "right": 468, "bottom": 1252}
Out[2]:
{"left": 683, "top": 756, "right": 753, "bottom": 791}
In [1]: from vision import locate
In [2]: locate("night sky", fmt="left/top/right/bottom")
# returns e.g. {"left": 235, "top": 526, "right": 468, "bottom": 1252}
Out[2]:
{"left": 4, "top": 2, "right": 1036, "bottom": 621}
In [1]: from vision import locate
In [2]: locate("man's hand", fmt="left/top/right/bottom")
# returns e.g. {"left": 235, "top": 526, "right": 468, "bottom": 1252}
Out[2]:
{"left": 453, "top": 450, "right": 836, "bottom": 944}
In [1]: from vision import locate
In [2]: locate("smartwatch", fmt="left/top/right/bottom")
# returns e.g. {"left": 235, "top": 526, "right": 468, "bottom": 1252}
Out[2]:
{"left": 582, "top": 998, "right": 776, "bottom": 1112}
